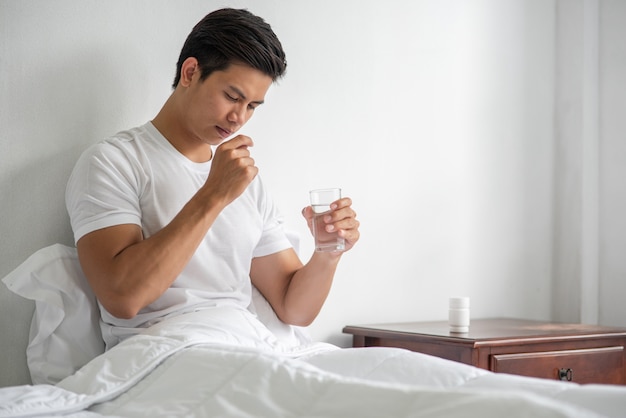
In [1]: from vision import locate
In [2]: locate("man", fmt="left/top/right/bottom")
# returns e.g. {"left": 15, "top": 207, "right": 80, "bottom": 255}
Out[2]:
{"left": 66, "top": 8, "right": 360, "bottom": 349}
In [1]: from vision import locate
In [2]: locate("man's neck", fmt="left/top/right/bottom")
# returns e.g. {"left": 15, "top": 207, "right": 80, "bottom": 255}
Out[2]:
{"left": 152, "top": 96, "right": 213, "bottom": 163}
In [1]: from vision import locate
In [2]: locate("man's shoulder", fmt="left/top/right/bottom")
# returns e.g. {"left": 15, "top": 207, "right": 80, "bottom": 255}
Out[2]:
{"left": 80, "top": 123, "right": 155, "bottom": 162}
{"left": 102, "top": 123, "right": 153, "bottom": 148}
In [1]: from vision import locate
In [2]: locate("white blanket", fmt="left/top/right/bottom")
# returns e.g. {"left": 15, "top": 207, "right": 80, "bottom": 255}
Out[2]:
{"left": 1, "top": 307, "right": 625, "bottom": 418}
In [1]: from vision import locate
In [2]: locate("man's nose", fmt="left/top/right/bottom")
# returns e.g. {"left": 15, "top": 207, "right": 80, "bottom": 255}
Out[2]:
{"left": 227, "top": 105, "right": 247, "bottom": 125}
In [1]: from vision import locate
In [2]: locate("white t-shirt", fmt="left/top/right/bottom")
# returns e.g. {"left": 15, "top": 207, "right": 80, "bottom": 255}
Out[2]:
{"left": 66, "top": 122, "right": 292, "bottom": 347}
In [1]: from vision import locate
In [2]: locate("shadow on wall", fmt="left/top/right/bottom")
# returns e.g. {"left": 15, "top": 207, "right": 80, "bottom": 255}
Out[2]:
{"left": 0, "top": 47, "right": 130, "bottom": 276}
{"left": 0, "top": 157, "right": 74, "bottom": 269}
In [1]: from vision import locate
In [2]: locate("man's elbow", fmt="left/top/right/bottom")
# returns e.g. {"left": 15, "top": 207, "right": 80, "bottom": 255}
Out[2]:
{"left": 292, "top": 317, "right": 315, "bottom": 327}
{"left": 279, "top": 310, "right": 317, "bottom": 328}
{"left": 98, "top": 294, "right": 143, "bottom": 320}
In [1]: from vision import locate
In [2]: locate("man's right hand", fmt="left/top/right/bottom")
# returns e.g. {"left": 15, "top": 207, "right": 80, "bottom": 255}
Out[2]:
{"left": 203, "top": 135, "right": 258, "bottom": 207}
{"left": 76, "top": 136, "right": 258, "bottom": 320}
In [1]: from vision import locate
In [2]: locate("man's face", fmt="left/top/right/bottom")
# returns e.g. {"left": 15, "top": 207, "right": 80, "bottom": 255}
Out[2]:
{"left": 181, "top": 63, "right": 273, "bottom": 146}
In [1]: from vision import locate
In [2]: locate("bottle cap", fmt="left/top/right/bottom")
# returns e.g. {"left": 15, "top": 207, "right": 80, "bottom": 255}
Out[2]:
{"left": 449, "top": 297, "right": 470, "bottom": 309}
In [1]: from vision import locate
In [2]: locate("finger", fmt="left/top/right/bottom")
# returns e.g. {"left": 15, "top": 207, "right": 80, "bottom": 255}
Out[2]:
{"left": 330, "top": 196, "right": 352, "bottom": 210}
{"left": 339, "top": 227, "right": 360, "bottom": 245}
{"left": 216, "top": 138, "right": 253, "bottom": 161}
{"left": 222, "top": 134, "right": 254, "bottom": 150}
{"left": 301, "top": 206, "right": 313, "bottom": 219}
{"left": 329, "top": 216, "right": 359, "bottom": 234}
{"left": 337, "top": 216, "right": 360, "bottom": 235}
{"left": 324, "top": 207, "right": 356, "bottom": 225}
{"left": 301, "top": 207, "right": 315, "bottom": 229}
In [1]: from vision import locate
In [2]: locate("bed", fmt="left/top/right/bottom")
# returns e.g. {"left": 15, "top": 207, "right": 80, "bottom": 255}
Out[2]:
{"left": 1, "top": 244, "right": 626, "bottom": 417}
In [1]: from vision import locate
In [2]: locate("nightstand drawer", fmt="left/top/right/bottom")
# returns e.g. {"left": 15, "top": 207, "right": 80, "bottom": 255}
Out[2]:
{"left": 344, "top": 319, "right": 626, "bottom": 385}
{"left": 491, "top": 346, "right": 624, "bottom": 384}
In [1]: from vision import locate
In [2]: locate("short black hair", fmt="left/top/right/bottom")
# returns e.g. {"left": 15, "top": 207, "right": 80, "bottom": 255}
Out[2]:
{"left": 172, "top": 8, "right": 287, "bottom": 88}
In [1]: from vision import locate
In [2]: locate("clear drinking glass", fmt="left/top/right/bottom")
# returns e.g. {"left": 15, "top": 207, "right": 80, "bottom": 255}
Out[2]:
{"left": 309, "top": 188, "right": 345, "bottom": 252}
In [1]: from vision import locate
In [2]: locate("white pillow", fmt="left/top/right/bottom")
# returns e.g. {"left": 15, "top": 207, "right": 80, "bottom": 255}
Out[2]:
{"left": 1, "top": 244, "right": 104, "bottom": 385}
{"left": 2, "top": 238, "right": 312, "bottom": 385}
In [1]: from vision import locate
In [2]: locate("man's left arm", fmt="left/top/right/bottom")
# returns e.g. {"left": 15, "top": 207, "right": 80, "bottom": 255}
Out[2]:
{"left": 250, "top": 197, "right": 359, "bottom": 326}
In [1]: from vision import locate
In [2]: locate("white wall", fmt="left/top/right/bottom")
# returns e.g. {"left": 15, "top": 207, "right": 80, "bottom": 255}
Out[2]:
{"left": 1, "top": 0, "right": 624, "bottom": 352}
{"left": 599, "top": 0, "right": 626, "bottom": 327}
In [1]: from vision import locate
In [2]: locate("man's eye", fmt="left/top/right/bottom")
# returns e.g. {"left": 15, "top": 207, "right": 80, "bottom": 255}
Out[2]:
{"left": 225, "top": 93, "right": 238, "bottom": 102}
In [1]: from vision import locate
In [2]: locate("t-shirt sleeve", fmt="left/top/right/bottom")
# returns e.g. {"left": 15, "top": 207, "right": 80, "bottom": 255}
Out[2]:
{"left": 65, "top": 143, "right": 143, "bottom": 243}
{"left": 252, "top": 179, "right": 293, "bottom": 258}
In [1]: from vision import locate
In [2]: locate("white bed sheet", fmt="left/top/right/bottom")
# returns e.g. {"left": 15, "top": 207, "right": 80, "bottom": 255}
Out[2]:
{"left": 1, "top": 307, "right": 625, "bottom": 418}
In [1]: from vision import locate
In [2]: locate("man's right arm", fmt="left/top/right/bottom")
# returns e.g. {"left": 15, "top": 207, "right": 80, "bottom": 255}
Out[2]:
{"left": 76, "top": 135, "right": 258, "bottom": 319}
{"left": 77, "top": 190, "right": 223, "bottom": 319}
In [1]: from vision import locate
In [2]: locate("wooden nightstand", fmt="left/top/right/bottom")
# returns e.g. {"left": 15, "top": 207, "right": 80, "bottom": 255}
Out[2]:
{"left": 343, "top": 318, "right": 626, "bottom": 385}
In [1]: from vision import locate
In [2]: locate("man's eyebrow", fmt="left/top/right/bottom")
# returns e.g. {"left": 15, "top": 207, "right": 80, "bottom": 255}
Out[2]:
{"left": 228, "top": 86, "right": 264, "bottom": 105}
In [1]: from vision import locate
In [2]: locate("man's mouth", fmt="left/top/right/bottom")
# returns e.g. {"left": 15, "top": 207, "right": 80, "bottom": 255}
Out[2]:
{"left": 216, "top": 126, "right": 232, "bottom": 139}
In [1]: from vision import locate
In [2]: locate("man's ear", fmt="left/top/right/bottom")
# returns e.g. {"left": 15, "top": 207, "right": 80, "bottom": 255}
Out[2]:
{"left": 179, "top": 57, "right": 199, "bottom": 87}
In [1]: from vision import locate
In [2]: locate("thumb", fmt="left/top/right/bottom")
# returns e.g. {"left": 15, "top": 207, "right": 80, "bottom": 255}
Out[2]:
{"left": 301, "top": 206, "right": 314, "bottom": 220}
{"left": 225, "top": 134, "right": 254, "bottom": 150}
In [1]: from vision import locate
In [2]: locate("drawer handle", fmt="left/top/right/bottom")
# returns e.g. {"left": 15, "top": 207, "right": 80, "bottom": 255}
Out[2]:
{"left": 558, "top": 368, "right": 573, "bottom": 381}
